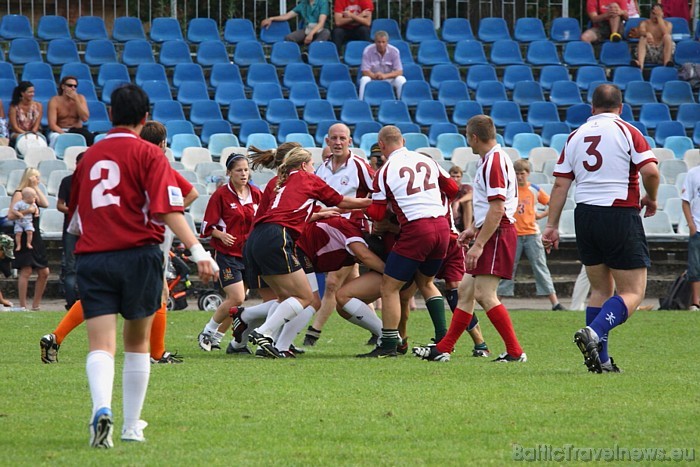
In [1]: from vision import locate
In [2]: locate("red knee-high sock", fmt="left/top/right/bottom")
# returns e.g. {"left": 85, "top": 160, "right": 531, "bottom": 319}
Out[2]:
{"left": 150, "top": 303, "right": 167, "bottom": 360}
{"left": 436, "top": 307, "right": 473, "bottom": 353}
{"left": 486, "top": 304, "right": 523, "bottom": 357}
{"left": 53, "top": 301, "right": 85, "bottom": 345}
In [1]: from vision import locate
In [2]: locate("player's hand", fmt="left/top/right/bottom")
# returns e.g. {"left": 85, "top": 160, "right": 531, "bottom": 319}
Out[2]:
{"left": 189, "top": 244, "right": 219, "bottom": 283}
{"left": 457, "top": 226, "right": 477, "bottom": 247}
{"left": 541, "top": 227, "right": 560, "bottom": 253}
{"left": 465, "top": 242, "right": 483, "bottom": 270}
{"left": 220, "top": 233, "right": 236, "bottom": 247}
{"left": 305, "top": 33, "right": 314, "bottom": 45}
{"left": 641, "top": 196, "right": 657, "bottom": 217}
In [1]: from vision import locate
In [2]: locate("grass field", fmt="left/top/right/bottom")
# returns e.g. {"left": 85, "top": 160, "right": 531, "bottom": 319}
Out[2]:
{"left": 1, "top": 307, "right": 698, "bottom": 465}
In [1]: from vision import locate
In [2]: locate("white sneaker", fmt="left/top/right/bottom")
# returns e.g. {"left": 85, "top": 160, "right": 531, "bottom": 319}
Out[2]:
{"left": 121, "top": 420, "right": 148, "bottom": 442}
{"left": 197, "top": 332, "right": 212, "bottom": 351}
{"left": 690, "top": 304, "right": 699, "bottom": 311}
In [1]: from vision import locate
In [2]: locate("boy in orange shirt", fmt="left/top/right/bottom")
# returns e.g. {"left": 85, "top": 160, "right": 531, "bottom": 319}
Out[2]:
{"left": 497, "top": 159, "right": 564, "bottom": 310}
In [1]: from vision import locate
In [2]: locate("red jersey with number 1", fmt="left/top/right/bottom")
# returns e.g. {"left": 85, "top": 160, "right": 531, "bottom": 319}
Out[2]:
{"left": 71, "top": 128, "right": 184, "bottom": 254}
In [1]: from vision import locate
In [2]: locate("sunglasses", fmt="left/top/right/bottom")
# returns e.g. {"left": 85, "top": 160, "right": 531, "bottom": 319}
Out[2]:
{"left": 64, "top": 83, "right": 78, "bottom": 88}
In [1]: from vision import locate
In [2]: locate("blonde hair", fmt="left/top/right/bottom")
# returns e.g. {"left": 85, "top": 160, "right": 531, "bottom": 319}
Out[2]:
{"left": 448, "top": 165, "right": 463, "bottom": 176}
{"left": 17, "top": 168, "right": 40, "bottom": 192}
{"left": 275, "top": 147, "right": 312, "bottom": 191}
{"left": 513, "top": 159, "right": 532, "bottom": 173}
{"left": 466, "top": 115, "right": 497, "bottom": 142}
{"left": 249, "top": 142, "right": 301, "bottom": 171}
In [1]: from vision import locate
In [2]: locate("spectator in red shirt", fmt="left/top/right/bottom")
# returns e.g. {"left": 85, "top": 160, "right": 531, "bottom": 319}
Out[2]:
{"left": 331, "top": 0, "right": 373, "bottom": 52}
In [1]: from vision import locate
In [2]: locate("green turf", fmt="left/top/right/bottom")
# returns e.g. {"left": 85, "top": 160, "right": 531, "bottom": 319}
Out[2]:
{"left": 1, "top": 308, "right": 698, "bottom": 465}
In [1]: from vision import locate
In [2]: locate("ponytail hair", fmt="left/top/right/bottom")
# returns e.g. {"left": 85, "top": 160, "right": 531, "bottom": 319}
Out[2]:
{"left": 249, "top": 142, "right": 301, "bottom": 170}
{"left": 275, "top": 147, "right": 312, "bottom": 191}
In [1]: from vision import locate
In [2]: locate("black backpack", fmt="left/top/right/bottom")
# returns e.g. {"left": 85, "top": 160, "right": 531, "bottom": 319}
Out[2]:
{"left": 658, "top": 271, "right": 692, "bottom": 310}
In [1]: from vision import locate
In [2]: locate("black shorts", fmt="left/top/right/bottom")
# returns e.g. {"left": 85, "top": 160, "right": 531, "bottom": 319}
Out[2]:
{"left": 295, "top": 245, "right": 315, "bottom": 274}
{"left": 76, "top": 245, "right": 163, "bottom": 320}
{"left": 244, "top": 223, "right": 302, "bottom": 287}
{"left": 215, "top": 251, "right": 244, "bottom": 288}
{"left": 575, "top": 204, "right": 651, "bottom": 270}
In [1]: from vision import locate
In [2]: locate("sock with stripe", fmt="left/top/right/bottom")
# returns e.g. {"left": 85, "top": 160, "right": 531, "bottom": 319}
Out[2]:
{"left": 257, "top": 297, "right": 304, "bottom": 337}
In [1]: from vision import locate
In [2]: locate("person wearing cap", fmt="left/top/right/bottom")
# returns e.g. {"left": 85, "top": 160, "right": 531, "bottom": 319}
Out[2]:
{"left": 368, "top": 143, "right": 385, "bottom": 171}
{"left": 196, "top": 153, "right": 264, "bottom": 352}
{"left": 0, "top": 234, "right": 15, "bottom": 308}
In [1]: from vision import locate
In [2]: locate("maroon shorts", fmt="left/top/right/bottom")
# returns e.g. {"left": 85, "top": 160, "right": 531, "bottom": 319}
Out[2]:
{"left": 436, "top": 235, "right": 465, "bottom": 282}
{"left": 392, "top": 217, "right": 450, "bottom": 262}
{"left": 466, "top": 223, "right": 517, "bottom": 279}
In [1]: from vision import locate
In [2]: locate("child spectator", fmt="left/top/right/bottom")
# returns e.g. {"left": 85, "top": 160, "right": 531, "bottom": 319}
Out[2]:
{"left": 13, "top": 186, "right": 38, "bottom": 252}
{"left": 448, "top": 165, "right": 473, "bottom": 232}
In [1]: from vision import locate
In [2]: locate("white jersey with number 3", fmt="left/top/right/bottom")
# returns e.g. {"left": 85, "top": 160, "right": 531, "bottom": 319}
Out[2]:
{"left": 372, "top": 148, "right": 449, "bottom": 226}
{"left": 554, "top": 113, "right": 656, "bottom": 208}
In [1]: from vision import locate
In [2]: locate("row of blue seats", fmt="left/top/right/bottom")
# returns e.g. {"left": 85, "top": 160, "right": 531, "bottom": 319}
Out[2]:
{"left": 1, "top": 14, "right": 697, "bottom": 47}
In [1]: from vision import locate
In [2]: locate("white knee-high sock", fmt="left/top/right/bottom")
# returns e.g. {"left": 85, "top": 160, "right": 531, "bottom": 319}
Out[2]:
{"left": 276, "top": 306, "right": 315, "bottom": 351}
{"left": 344, "top": 298, "right": 383, "bottom": 336}
{"left": 257, "top": 297, "right": 304, "bottom": 337}
{"left": 86, "top": 350, "right": 114, "bottom": 417}
{"left": 203, "top": 317, "right": 221, "bottom": 336}
{"left": 122, "top": 352, "right": 151, "bottom": 429}
{"left": 244, "top": 300, "right": 277, "bottom": 321}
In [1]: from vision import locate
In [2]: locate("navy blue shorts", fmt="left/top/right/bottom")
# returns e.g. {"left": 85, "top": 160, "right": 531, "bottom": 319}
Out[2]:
{"left": 384, "top": 251, "right": 444, "bottom": 283}
{"left": 215, "top": 252, "right": 244, "bottom": 288}
{"left": 76, "top": 245, "right": 163, "bottom": 320}
{"left": 244, "top": 223, "right": 302, "bottom": 287}
{"left": 575, "top": 204, "right": 651, "bottom": 270}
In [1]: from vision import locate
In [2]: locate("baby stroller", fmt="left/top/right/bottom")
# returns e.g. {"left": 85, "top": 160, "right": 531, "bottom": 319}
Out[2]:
{"left": 166, "top": 244, "right": 224, "bottom": 311}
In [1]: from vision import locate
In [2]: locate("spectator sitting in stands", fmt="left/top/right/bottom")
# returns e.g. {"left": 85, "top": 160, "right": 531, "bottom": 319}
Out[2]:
{"left": 359, "top": 31, "right": 406, "bottom": 100}
{"left": 331, "top": 0, "right": 373, "bottom": 52}
{"left": 261, "top": 0, "right": 331, "bottom": 46}
{"left": 47, "top": 76, "right": 94, "bottom": 147}
{"left": 632, "top": 3, "right": 675, "bottom": 69}
{"left": 581, "top": 0, "right": 629, "bottom": 43}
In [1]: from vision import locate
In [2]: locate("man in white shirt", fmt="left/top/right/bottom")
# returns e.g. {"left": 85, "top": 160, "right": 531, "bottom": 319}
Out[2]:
{"left": 358, "top": 31, "right": 406, "bottom": 100}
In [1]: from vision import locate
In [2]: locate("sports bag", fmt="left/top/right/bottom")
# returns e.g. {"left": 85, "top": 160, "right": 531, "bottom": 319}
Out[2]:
{"left": 658, "top": 270, "right": 692, "bottom": 310}
{"left": 15, "top": 132, "right": 48, "bottom": 157}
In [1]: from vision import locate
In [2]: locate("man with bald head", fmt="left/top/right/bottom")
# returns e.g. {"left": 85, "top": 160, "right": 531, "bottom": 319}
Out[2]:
{"left": 358, "top": 125, "right": 458, "bottom": 358}
{"left": 304, "top": 123, "right": 376, "bottom": 346}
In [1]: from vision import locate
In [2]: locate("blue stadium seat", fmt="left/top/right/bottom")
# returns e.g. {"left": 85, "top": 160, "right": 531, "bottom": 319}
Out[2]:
{"left": 122, "top": 39, "right": 156, "bottom": 67}
{"left": 265, "top": 99, "right": 299, "bottom": 125}
{"left": 396, "top": 122, "right": 421, "bottom": 134}
{"left": 166, "top": 120, "right": 196, "bottom": 144}
{"left": 86, "top": 100, "right": 110, "bottom": 124}
{"left": 694, "top": 123, "right": 700, "bottom": 146}
{"left": 9, "top": 38, "right": 42, "bottom": 64}
{"left": 504, "top": 122, "right": 535, "bottom": 147}
{"left": 210, "top": 63, "right": 243, "bottom": 89}
{"left": 215, "top": 84, "right": 246, "bottom": 107}
{"left": 655, "top": 120, "right": 686, "bottom": 146}
{"left": 429, "top": 63, "right": 461, "bottom": 90}
{"left": 541, "top": 121, "right": 570, "bottom": 146}
{"left": 197, "top": 40, "right": 230, "bottom": 67}
{"left": 539, "top": 65, "right": 570, "bottom": 91}
{"left": 247, "top": 63, "right": 280, "bottom": 89}
{"left": 441, "top": 18, "right": 475, "bottom": 43}
{"left": 512, "top": 81, "right": 545, "bottom": 107}
{"left": 401, "top": 81, "right": 433, "bottom": 107}
{"left": 172, "top": 63, "right": 206, "bottom": 87}
{"left": 549, "top": 80, "right": 584, "bottom": 106}
{"left": 436, "top": 133, "right": 467, "bottom": 159}
{"left": 308, "top": 41, "right": 340, "bottom": 66}
{"left": 238, "top": 119, "right": 271, "bottom": 145}
{"left": 362, "top": 80, "right": 395, "bottom": 106}
{"left": 490, "top": 40, "right": 524, "bottom": 66}
{"left": 402, "top": 63, "right": 426, "bottom": 82}
{"left": 624, "top": 81, "right": 657, "bottom": 106}
{"left": 630, "top": 121, "right": 648, "bottom": 135}
{"left": 22, "top": 62, "right": 54, "bottom": 82}
{"left": 502, "top": 65, "right": 535, "bottom": 91}
{"left": 563, "top": 41, "right": 597, "bottom": 66}
{"left": 152, "top": 100, "right": 186, "bottom": 123}
{"left": 37, "top": 15, "right": 70, "bottom": 41}
{"left": 0, "top": 63, "right": 16, "bottom": 84}
{"left": 224, "top": 18, "right": 256, "bottom": 44}
{"left": 452, "top": 101, "right": 484, "bottom": 126}
{"left": 667, "top": 17, "right": 691, "bottom": 41}
{"left": 415, "top": 101, "right": 449, "bottom": 126}
{"left": 135, "top": 63, "right": 168, "bottom": 87}
{"left": 403, "top": 132, "right": 430, "bottom": 150}
{"left": 31, "top": 78, "right": 58, "bottom": 101}
{"left": 100, "top": 79, "right": 129, "bottom": 104}
{"left": 353, "top": 121, "right": 382, "bottom": 146}
{"left": 576, "top": 66, "right": 607, "bottom": 90}
{"left": 260, "top": 21, "right": 292, "bottom": 44}
{"left": 251, "top": 82, "right": 284, "bottom": 107}
{"left": 246, "top": 133, "right": 277, "bottom": 150}
{"left": 359, "top": 131, "right": 379, "bottom": 153}
{"left": 319, "top": 63, "right": 352, "bottom": 90}
{"left": 277, "top": 120, "right": 310, "bottom": 143}
{"left": 674, "top": 40, "right": 700, "bottom": 65}
{"left": 283, "top": 63, "right": 315, "bottom": 89}
{"left": 285, "top": 132, "right": 315, "bottom": 147}
{"left": 512, "top": 133, "right": 543, "bottom": 159}
{"left": 393, "top": 40, "right": 415, "bottom": 64}
{"left": 150, "top": 17, "right": 184, "bottom": 43}
{"left": 612, "top": 66, "right": 644, "bottom": 90}
{"left": 526, "top": 40, "right": 561, "bottom": 66}
{"left": 478, "top": 17, "right": 511, "bottom": 42}
{"left": 340, "top": 100, "right": 374, "bottom": 125}
{"left": 326, "top": 81, "right": 359, "bottom": 107}
{"left": 454, "top": 40, "right": 488, "bottom": 66}
{"left": 187, "top": 18, "right": 220, "bottom": 43}
{"left": 621, "top": 103, "right": 635, "bottom": 121}
{"left": 54, "top": 133, "right": 87, "bottom": 159}
{"left": 208, "top": 133, "right": 240, "bottom": 157}
{"left": 490, "top": 101, "right": 523, "bottom": 128}
{"left": 76, "top": 81, "right": 98, "bottom": 101}
{"left": 661, "top": 80, "right": 696, "bottom": 106}
{"left": 370, "top": 19, "right": 402, "bottom": 41}
{"left": 303, "top": 99, "right": 337, "bottom": 125}
{"left": 84, "top": 39, "right": 118, "bottom": 66}
{"left": 159, "top": 40, "right": 193, "bottom": 67}
{"left": 190, "top": 100, "right": 224, "bottom": 126}
{"left": 0, "top": 14, "right": 32, "bottom": 39}
{"left": 142, "top": 80, "right": 174, "bottom": 102}
{"left": 343, "top": 41, "right": 369, "bottom": 67}
{"left": 417, "top": 40, "right": 451, "bottom": 66}
{"left": 550, "top": 17, "right": 581, "bottom": 42}
{"left": 514, "top": 18, "right": 547, "bottom": 42}
{"left": 600, "top": 41, "right": 632, "bottom": 66}
{"left": 270, "top": 41, "right": 303, "bottom": 66}
{"left": 289, "top": 83, "right": 321, "bottom": 107}
{"left": 475, "top": 80, "right": 507, "bottom": 107}
{"left": 112, "top": 17, "right": 146, "bottom": 42}
{"left": 75, "top": 16, "right": 108, "bottom": 41}
{"left": 426, "top": 123, "right": 458, "bottom": 147}
{"left": 171, "top": 134, "right": 202, "bottom": 160}
{"left": 565, "top": 103, "right": 592, "bottom": 128}
{"left": 176, "top": 82, "right": 210, "bottom": 105}
{"left": 676, "top": 103, "right": 700, "bottom": 129}
{"left": 228, "top": 99, "right": 262, "bottom": 124}
{"left": 639, "top": 102, "right": 672, "bottom": 129}
{"left": 467, "top": 64, "right": 497, "bottom": 90}
{"left": 233, "top": 40, "right": 266, "bottom": 66}
{"left": 405, "top": 19, "right": 438, "bottom": 43}
{"left": 378, "top": 101, "right": 412, "bottom": 125}
{"left": 438, "top": 80, "right": 470, "bottom": 107}
{"left": 316, "top": 120, "right": 342, "bottom": 145}
{"left": 650, "top": 66, "right": 680, "bottom": 91}
{"left": 527, "top": 101, "right": 561, "bottom": 128}
{"left": 97, "top": 63, "right": 130, "bottom": 88}
{"left": 549, "top": 133, "right": 569, "bottom": 152}
{"left": 663, "top": 136, "right": 694, "bottom": 159}
{"left": 624, "top": 17, "right": 644, "bottom": 42}
{"left": 200, "top": 120, "right": 232, "bottom": 146}
{"left": 46, "top": 39, "right": 80, "bottom": 66}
